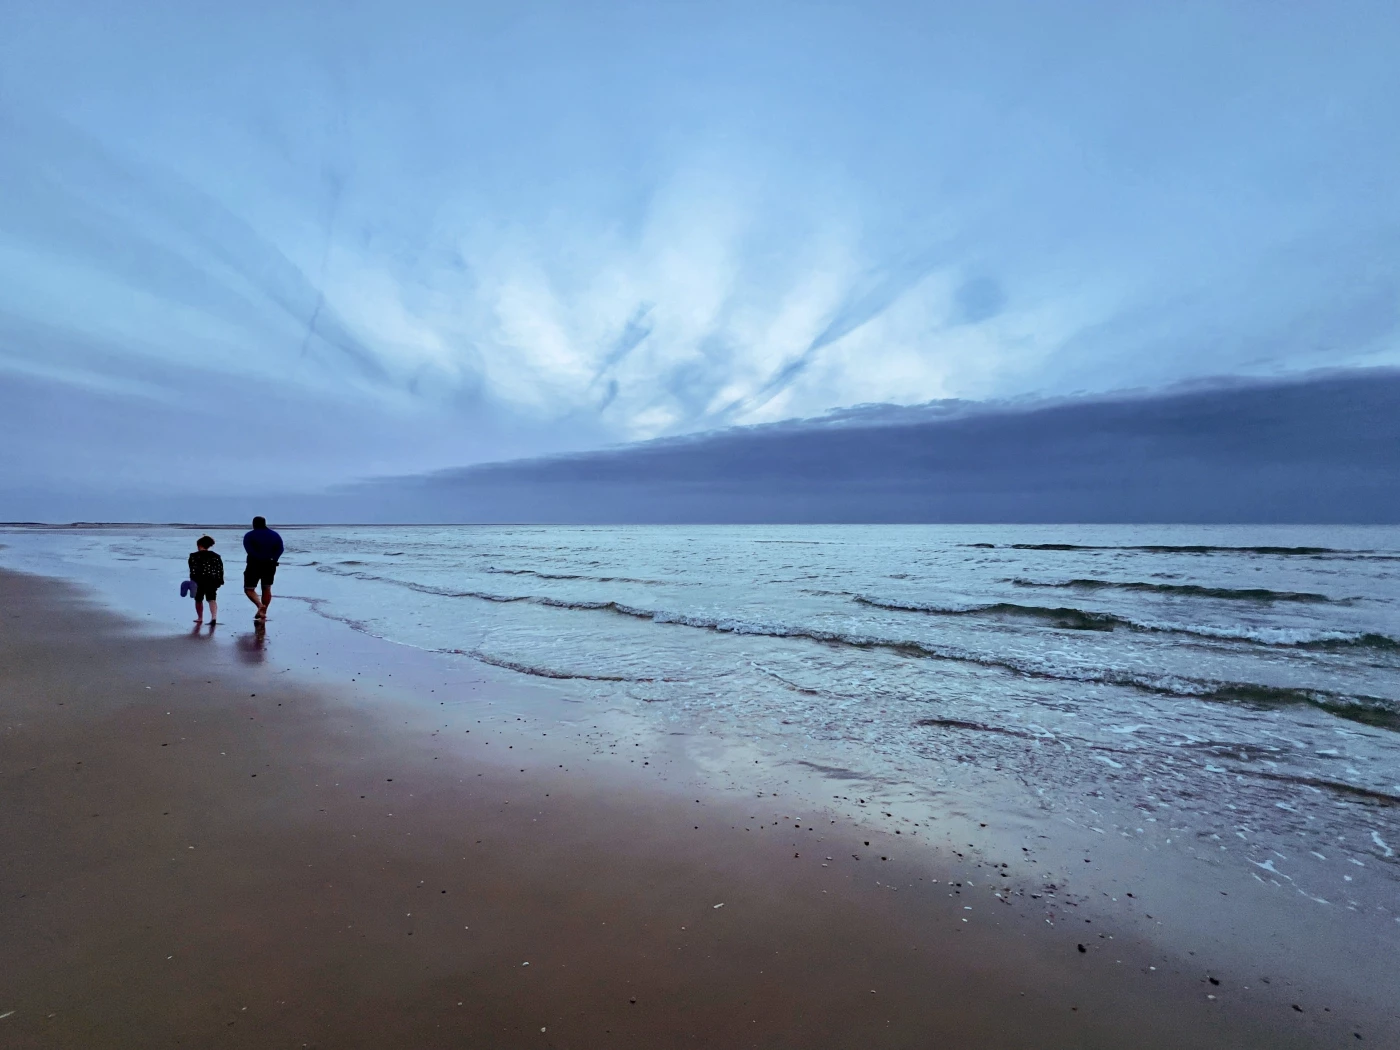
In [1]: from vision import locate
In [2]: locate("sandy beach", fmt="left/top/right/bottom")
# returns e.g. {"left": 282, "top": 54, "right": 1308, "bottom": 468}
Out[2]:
{"left": 1, "top": 566, "right": 1393, "bottom": 1048}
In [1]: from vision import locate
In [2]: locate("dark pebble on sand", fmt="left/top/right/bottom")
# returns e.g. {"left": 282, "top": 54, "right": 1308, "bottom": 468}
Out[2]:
{"left": 1078, "top": 944, "right": 1086, "bottom": 953}
{"left": 1209, "top": 977, "right": 1219, "bottom": 985}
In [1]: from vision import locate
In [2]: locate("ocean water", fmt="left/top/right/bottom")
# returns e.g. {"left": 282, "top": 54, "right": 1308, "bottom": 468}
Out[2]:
{"left": 5, "top": 523, "right": 1399, "bottom": 902}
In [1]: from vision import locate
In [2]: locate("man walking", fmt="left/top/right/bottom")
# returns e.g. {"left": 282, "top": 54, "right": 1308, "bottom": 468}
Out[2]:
{"left": 243, "top": 515, "right": 284, "bottom": 621}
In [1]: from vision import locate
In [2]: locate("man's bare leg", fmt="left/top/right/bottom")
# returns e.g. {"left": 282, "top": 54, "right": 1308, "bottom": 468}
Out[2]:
{"left": 208, "top": 599, "right": 218, "bottom": 624}
{"left": 194, "top": 599, "right": 204, "bottom": 624}
{"left": 260, "top": 585, "right": 273, "bottom": 617}
{"left": 246, "top": 587, "right": 265, "bottom": 619}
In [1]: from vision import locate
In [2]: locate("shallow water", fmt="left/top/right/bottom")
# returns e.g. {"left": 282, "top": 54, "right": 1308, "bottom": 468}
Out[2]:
{"left": 5, "top": 522, "right": 1398, "bottom": 915}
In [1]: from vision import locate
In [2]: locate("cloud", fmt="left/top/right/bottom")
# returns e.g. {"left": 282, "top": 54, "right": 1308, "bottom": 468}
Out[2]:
{"left": 333, "top": 370, "right": 1400, "bottom": 525}
{"left": 0, "top": 108, "right": 391, "bottom": 393}
{"left": 594, "top": 304, "right": 655, "bottom": 382}
{"left": 711, "top": 245, "right": 950, "bottom": 422}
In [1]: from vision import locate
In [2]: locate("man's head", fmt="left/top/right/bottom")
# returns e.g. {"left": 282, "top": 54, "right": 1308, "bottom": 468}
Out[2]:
{"left": 197, "top": 535, "right": 215, "bottom": 550}
{"left": 252, "top": 516, "right": 267, "bottom": 529}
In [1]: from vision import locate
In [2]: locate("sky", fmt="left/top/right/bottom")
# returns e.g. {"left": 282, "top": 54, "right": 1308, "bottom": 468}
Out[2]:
{"left": 2, "top": 1, "right": 1399, "bottom": 519}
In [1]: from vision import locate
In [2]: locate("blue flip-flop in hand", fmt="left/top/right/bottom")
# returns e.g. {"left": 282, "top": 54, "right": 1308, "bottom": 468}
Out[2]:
{"left": 180, "top": 579, "right": 196, "bottom": 597}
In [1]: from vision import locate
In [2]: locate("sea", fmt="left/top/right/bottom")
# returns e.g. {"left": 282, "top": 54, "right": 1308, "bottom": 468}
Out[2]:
{"left": 4, "top": 522, "right": 1398, "bottom": 908}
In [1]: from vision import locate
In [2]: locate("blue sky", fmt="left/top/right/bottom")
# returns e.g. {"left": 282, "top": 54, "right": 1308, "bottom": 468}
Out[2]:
{"left": 2, "top": 1, "right": 1398, "bottom": 510}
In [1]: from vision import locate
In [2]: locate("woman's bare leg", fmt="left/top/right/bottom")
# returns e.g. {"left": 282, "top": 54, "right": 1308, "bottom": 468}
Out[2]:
{"left": 194, "top": 599, "right": 204, "bottom": 623}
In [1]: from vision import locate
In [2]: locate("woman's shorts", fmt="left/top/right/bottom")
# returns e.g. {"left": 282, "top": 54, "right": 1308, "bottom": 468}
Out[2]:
{"left": 194, "top": 582, "right": 219, "bottom": 602}
{"left": 244, "top": 560, "right": 278, "bottom": 590}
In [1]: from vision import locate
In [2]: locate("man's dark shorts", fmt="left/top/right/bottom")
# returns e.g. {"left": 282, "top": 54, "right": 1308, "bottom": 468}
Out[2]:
{"left": 194, "top": 582, "right": 219, "bottom": 602}
{"left": 244, "top": 560, "right": 278, "bottom": 590}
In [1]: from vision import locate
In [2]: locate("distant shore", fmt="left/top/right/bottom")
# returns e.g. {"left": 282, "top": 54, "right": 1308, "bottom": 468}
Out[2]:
{"left": 0, "top": 566, "right": 1389, "bottom": 1048}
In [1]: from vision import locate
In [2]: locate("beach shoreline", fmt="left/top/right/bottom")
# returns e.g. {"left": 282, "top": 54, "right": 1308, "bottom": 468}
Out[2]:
{"left": 0, "top": 566, "right": 1393, "bottom": 1047}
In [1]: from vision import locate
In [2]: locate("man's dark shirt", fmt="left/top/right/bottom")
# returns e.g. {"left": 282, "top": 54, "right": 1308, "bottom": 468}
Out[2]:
{"left": 243, "top": 527, "right": 284, "bottom": 563}
{"left": 188, "top": 550, "right": 224, "bottom": 585}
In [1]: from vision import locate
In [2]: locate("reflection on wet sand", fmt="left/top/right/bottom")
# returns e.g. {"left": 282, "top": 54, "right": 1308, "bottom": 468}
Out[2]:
{"left": 235, "top": 620, "right": 266, "bottom": 664}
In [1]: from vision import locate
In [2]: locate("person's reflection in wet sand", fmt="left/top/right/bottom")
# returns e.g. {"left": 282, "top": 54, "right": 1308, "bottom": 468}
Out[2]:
{"left": 235, "top": 620, "right": 267, "bottom": 665}
{"left": 187, "top": 621, "right": 217, "bottom": 640}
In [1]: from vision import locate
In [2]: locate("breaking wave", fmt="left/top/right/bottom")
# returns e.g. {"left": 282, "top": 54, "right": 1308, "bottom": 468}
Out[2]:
{"left": 576, "top": 605, "right": 1400, "bottom": 729}
{"left": 484, "top": 567, "right": 666, "bottom": 585}
{"left": 1010, "top": 577, "right": 1342, "bottom": 604}
{"left": 316, "top": 564, "right": 529, "bottom": 602}
{"left": 308, "top": 563, "right": 1399, "bottom": 728}
{"left": 853, "top": 595, "right": 1400, "bottom": 649}
{"left": 966, "top": 543, "right": 1400, "bottom": 558}
{"left": 852, "top": 594, "right": 1399, "bottom": 651}
{"left": 1005, "top": 543, "right": 1343, "bottom": 555}
{"left": 287, "top": 590, "right": 652, "bottom": 683}
{"left": 855, "top": 595, "right": 1125, "bottom": 631}
{"left": 436, "top": 649, "right": 655, "bottom": 682}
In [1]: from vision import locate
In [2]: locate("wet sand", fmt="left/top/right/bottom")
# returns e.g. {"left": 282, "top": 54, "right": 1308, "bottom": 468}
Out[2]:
{"left": 0, "top": 568, "right": 1387, "bottom": 1048}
